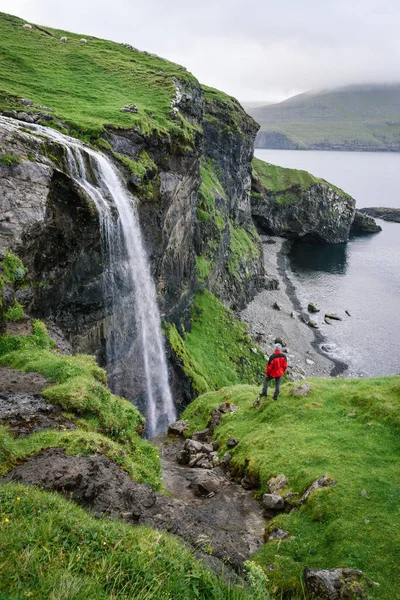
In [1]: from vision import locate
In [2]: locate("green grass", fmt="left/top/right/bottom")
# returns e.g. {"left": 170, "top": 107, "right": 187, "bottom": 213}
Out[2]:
{"left": 228, "top": 223, "right": 261, "bottom": 279}
{"left": 0, "top": 12, "right": 198, "bottom": 143}
{"left": 196, "top": 255, "right": 211, "bottom": 282}
{"left": 0, "top": 320, "right": 161, "bottom": 487}
{"left": 182, "top": 377, "right": 400, "bottom": 599}
{"left": 3, "top": 300, "right": 24, "bottom": 321}
{"left": 0, "top": 482, "right": 268, "bottom": 600}
{"left": 166, "top": 290, "right": 265, "bottom": 395}
{"left": 197, "top": 158, "right": 226, "bottom": 220}
{"left": 252, "top": 156, "right": 350, "bottom": 197}
{"left": 0, "top": 152, "right": 20, "bottom": 166}
{"left": 1, "top": 251, "right": 27, "bottom": 283}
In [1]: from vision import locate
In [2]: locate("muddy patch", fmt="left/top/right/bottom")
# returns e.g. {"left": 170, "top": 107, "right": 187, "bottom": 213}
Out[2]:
{"left": 0, "top": 367, "right": 48, "bottom": 393}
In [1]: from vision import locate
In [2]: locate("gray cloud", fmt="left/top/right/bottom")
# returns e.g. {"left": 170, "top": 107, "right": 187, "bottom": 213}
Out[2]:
{"left": 3, "top": 0, "right": 400, "bottom": 102}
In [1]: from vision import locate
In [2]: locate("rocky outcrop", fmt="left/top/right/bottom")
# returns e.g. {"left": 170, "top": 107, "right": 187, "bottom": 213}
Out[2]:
{"left": 304, "top": 567, "right": 373, "bottom": 600}
{"left": 350, "top": 210, "right": 382, "bottom": 233}
{"left": 359, "top": 206, "right": 400, "bottom": 223}
{"left": 251, "top": 173, "right": 356, "bottom": 243}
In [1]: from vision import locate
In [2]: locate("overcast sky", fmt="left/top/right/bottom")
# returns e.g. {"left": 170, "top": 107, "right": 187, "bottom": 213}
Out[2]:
{"left": 2, "top": 0, "right": 400, "bottom": 103}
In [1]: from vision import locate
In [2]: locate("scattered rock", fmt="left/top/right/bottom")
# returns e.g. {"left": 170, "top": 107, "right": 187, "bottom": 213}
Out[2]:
{"left": 321, "top": 344, "right": 333, "bottom": 352}
{"left": 20, "top": 98, "right": 33, "bottom": 106}
{"left": 262, "top": 493, "right": 285, "bottom": 511}
{"left": 360, "top": 490, "right": 368, "bottom": 496}
{"left": 324, "top": 316, "right": 332, "bottom": 325}
{"left": 60, "top": 36, "right": 68, "bottom": 43}
{"left": 191, "top": 428, "right": 210, "bottom": 442}
{"left": 267, "top": 474, "right": 288, "bottom": 494}
{"left": 305, "top": 358, "right": 315, "bottom": 365}
{"left": 80, "top": 38, "right": 87, "bottom": 43}
{"left": 168, "top": 420, "right": 189, "bottom": 436}
{"left": 208, "top": 409, "right": 222, "bottom": 432}
{"left": 297, "top": 475, "right": 336, "bottom": 507}
{"left": 23, "top": 24, "right": 32, "bottom": 30}
{"left": 211, "top": 440, "right": 219, "bottom": 451}
{"left": 304, "top": 567, "right": 370, "bottom": 600}
{"left": 272, "top": 301, "right": 281, "bottom": 310}
{"left": 290, "top": 383, "right": 312, "bottom": 397}
{"left": 120, "top": 104, "right": 139, "bottom": 113}
{"left": 220, "top": 453, "right": 232, "bottom": 468}
{"left": 227, "top": 437, "right": 239, "bottom": 448}
{"left": 189, "top": 471, "right": 223, "bottom": 497}
{"left": 325, "top": 313, "right": 342, "bottom": 321}
{"left": 345, "top": 310, "right": 351, "bottom": 317}
{"left": 250, "top": 347, "right": 258, "bottom": 354}
{"left": 307, "top": 320, "right": 318, "bottom": 329}
{"left": 266, "top": 527, "right": 290, "bottom": 542}
{"left": 308, "top": 302, "right": 320, "bottom": 313}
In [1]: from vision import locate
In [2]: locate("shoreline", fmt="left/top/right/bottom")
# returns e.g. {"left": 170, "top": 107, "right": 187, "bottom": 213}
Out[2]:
{"left": 240, "top": 236, "right": 349, "bottom": 381}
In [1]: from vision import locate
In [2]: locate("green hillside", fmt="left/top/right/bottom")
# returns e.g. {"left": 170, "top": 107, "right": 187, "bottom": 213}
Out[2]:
{"left": 0, "top": 11, "right": 198, "bottom": 143}
{"left": 247, "top": 84, "right": 400, "bottom": 151}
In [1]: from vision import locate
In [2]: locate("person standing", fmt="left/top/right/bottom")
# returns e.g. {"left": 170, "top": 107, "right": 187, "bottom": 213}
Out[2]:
{"left": 260, "top": 343, "right": 288, "bottom": 401}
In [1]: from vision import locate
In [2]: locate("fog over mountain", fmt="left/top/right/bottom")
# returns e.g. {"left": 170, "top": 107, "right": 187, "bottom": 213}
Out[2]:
{"left": 2, "top": 0, "right": 400, "bottom": 102}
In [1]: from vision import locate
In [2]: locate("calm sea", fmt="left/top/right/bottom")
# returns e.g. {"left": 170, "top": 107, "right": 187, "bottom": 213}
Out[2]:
{"left": 254, "top": 149, "right": 400, "bottom": 377}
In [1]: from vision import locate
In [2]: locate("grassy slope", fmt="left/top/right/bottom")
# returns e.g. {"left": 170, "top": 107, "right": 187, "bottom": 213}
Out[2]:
{"left": 252, "top": 156, "right": 351, "bottom": 198}
{"left": 0, "top": 483, "right": 265, "bottom": 600}
{"left": 0, "top": 12, "right": 197, "bottom": 140}
{"left": 166, "top": 290, "right": 265, "bottom": 395}
{"left": 249, "top": 84, "right": 400, "bottom": 149}
{"left": 182, "top": 378, "right": 400, "bottom": 599}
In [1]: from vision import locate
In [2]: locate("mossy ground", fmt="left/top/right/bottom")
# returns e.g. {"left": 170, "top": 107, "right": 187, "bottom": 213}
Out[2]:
{"left": 0, "top": 482, "right": 268, "bottom": 600}
{"left": 182, "top": 378, "right": 400, "bottom": 599}
{"left": 166, "top": 290, "right": 265, "bottom": 395}
{"left": 0, "top": 12, "right": 197, "bottom": 143}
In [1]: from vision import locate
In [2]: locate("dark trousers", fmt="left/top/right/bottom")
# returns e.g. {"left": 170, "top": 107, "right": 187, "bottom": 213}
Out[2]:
{"left": 262, "top": 375, "right": 281, "bottom": 399}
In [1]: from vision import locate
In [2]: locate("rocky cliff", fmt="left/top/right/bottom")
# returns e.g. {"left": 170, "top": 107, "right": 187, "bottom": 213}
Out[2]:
{"left": 251, "top": 157, "right": 357, "bottom": 243}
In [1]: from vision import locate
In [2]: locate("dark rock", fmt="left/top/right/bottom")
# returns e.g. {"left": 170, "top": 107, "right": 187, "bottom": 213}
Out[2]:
{"left": 209, "top": 409, "right": 222, "bottom": 432}
{"left": 308, "top": 302, "right": 320, "bottom": 313}
{"left": 272, "top": 301, "right": 281, "bottom": 310}
{"left": 304, "top": 567, "right": 370, "bottom": 600}
{"left": 290, "top": 383, "right": 312, "bottom": 397}
{"left": 227, "top": 437, "right": 239, "bottom": 448}
{"left": 191, "top": 428, "right": 210, "bottom": 442}
{"left": 262, "top": 493, "right": 285, "bottom": 511}
{"left": 218, "top": 402, "right": 238, "bottom": 414}
{"left": 220, "top": 453, "right": 232, "bottom": 468}
{"left": 324, "top": 316, "right": 332, "bottom": 325}
{"left": 20, "top": 98, "right": 34, "bottom": 106}
{"left": 211, "top": 440, "right": 219, "bottom": 451}
{"left": 267, "top": 474, "right": 288, "bottom": 494}
{"left": 120, "top": 104, "right": 139, "bottom": 113}
{"left": 359, "top": 206, "right": 400, "bottom": 223}
{"left": 179, "top": 439, "right": 214, "bottom": 466}
{"left": 351, "top": 210, "right": 382, "bottom": 233}
{"left": 189, "top": 470, "right": 223, "bottom": 496}
{"left": 265, "top": 277, "right": 279, "bottom": 290}
{"left": 168, "top": 420, "right": 189, "bottom": 436}
{"left": 240, "top": 473, "right": 259, "bottom": 490}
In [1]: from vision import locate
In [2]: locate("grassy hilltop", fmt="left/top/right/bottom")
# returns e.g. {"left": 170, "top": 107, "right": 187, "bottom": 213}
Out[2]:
{"left": 247, "top": 83, "right": 400, "bottom": 151}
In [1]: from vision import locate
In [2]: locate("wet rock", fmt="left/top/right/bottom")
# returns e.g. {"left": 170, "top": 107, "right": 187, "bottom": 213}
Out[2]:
{"left": 227, "top": 437, "right": 239, "bottom": 448}
{"left": 266, "top": 527, "right": 290, "bottom": 542}
{"left": 308, "top": 302, "right": 320, "bottom": 313}
{"left": 351, "top": 210, "right": 382, "bottom": 233}
{"left": 297, "top": 475, "right": 335, "bottom": 507}
{"left": 189, "top": 470, "right": 223, "bottom": 496}
{"left": 267, "top": 474, "right": 288, "bottom": 494}
{"left": 290, "top": 383, "right": 312, "bottom": 397}
{"left": 191, "top": 428, "right": 210, "bottom": 442}
{"left": 304, "top": 567, "right": 369, "bottom": 600}
{"left": 168, "top": 420, "right": 189, "bottom": 436}
{"left": 262, "top": 493, "right": 285, "bottom": 511}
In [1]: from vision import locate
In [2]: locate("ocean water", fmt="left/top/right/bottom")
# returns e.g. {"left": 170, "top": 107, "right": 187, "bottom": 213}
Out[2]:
{"left": 254, "top": 149, "right": 400, "bottom": 377}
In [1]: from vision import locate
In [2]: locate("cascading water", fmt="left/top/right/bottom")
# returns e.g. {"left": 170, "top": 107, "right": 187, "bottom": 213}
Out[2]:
{"left": 0, "top": 116, "right": 176, "bottom": 437}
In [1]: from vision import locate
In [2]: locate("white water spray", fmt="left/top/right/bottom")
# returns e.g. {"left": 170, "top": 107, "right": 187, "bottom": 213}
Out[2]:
{"left": 0, "top": 116, "right": 176, "bottom": 437}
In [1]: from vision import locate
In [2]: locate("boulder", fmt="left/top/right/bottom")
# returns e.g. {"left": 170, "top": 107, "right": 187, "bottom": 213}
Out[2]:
{"left": 304, "top": 567, "right": 369, "bottom": 600}
{"left": 267, "top": 474, "right": 288, "bottom": 494}
{"left": 220, "top": 453, "right": 232, "bottom": 468}
{"left": 308, "top": 320, "right": 318, "bottom": 328}
{"left": 266, "top": 527, "right": 290, "bottom": 542}
{"left": 262, "top": 493, "right": 285, "bottom": 511}
{"left": 179, "top": 439, "right": 214, "bottom": 466}
{"left": 227, "top": 437, "right": 239, "bottom": 448}
{"left": 241, "top": 473, "right": 259, "bottom": 490}
{"left": 188, "top": 470, "right": 224, "bottom": 497}
{"left": 272, "top": 301, "right": 281, "bottom": 310}
{"left": 325, "top": 313, "right": 342, "bottom": 321}
{"left": 290, "top": 383, "right": 312, "bottom": 397}
{"left": 308, "top": 302, "right": 320, "bottom": 313}
{"left": 191, "top": 428, "right": 210, "bottom": 442}
{"left": 168, "top": 420, "right": 189, "bottom": 436}
{"left": 350, "top": 210, "right": 382, "bottom": 233}
{"left": 209, "top": 409, "right": 222, "bottom": 432}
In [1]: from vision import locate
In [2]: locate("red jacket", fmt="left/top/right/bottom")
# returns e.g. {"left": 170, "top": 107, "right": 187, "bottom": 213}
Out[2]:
{"left": 266, "top": 350, "right": 288, "bottom": 378}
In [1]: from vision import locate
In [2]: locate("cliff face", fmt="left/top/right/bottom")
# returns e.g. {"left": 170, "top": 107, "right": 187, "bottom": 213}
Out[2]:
{"left": 251, "top": 157, "right": 356, "bottom": 243}
{"left": 0, "top": 77, "right": 263, "bottom": 401}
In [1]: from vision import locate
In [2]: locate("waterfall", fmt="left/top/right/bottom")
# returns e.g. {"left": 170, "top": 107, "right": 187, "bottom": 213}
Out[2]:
{"left": 0, "top": 116, "right": 176, "bottom": 437}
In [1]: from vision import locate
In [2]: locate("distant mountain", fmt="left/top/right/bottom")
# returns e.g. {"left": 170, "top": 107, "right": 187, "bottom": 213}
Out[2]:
{"left": 247, "top": 83, "right": 400, "bottom": 151}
